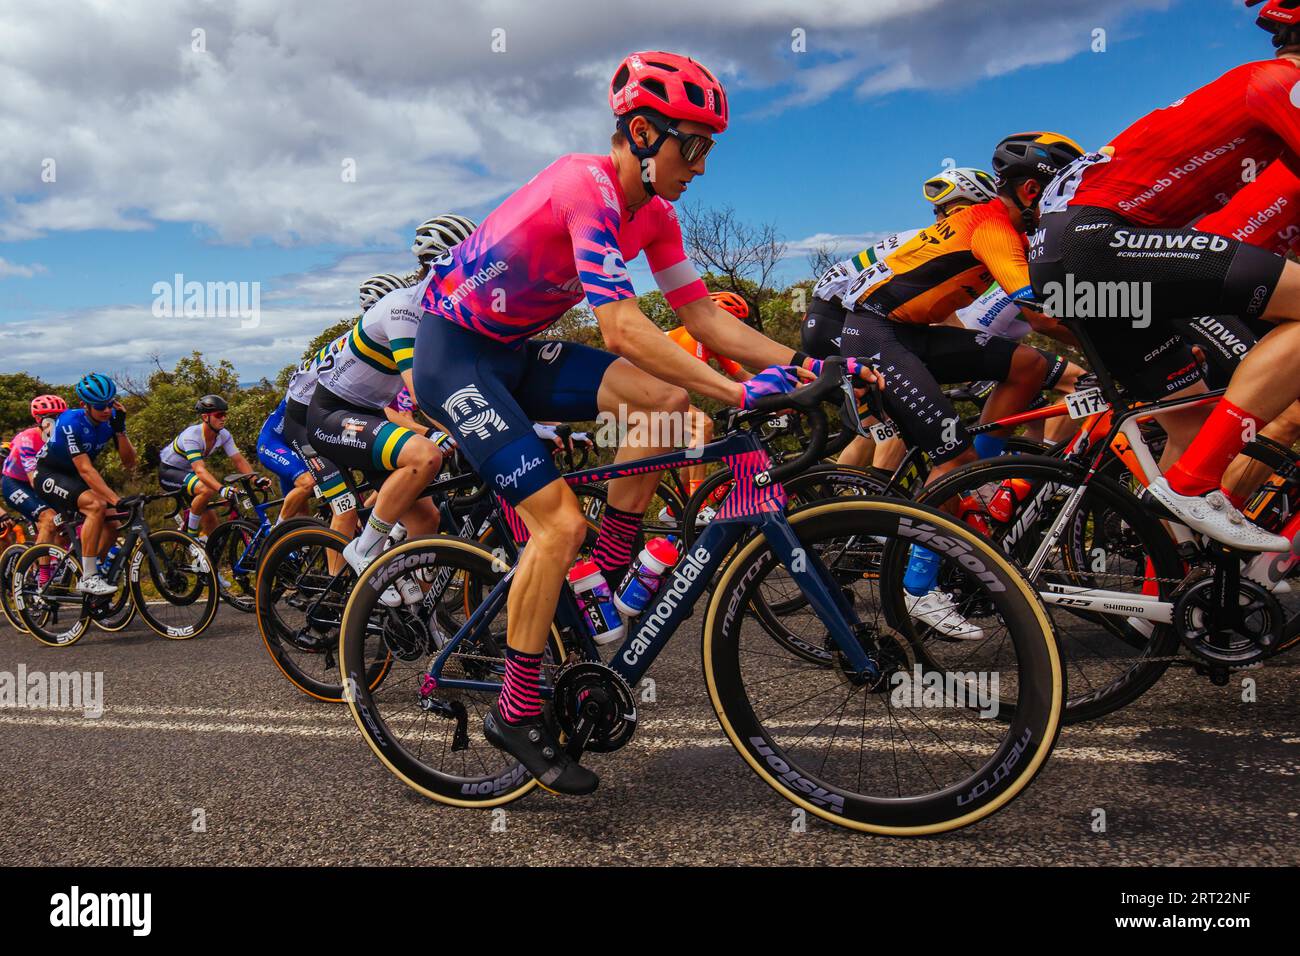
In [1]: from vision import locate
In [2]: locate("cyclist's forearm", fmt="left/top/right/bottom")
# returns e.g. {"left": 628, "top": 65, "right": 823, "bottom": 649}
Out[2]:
{"left": 115, "top": 434, "right": 137, "bottom": 471}
{"left": 678, "top": 298, "right": 793, "bottom": 369}
{"left": 596, "top": 302, "right": 742, "bottom": 405}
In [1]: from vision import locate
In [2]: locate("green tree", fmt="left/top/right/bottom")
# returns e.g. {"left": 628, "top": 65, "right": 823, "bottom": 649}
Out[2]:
{"left": 0, "top": 372, "right": 73, "bottom": 442}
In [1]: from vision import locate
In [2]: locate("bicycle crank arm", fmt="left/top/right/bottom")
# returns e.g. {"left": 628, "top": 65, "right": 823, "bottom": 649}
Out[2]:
{"left": 1039, "top": 583, "right": 1173, "bottom": 623}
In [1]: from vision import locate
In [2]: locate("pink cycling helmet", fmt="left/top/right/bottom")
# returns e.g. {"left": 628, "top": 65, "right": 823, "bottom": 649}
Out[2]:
{"left": 30, "top": 394, "right": 68, "bottom": 421}
{"left": 609, "top": 51, "right": 728, "bottom": 133}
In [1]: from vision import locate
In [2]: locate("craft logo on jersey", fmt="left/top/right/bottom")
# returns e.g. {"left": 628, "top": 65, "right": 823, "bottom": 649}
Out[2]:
{"left": 442, "top": 385, "right": 508, "bottom": 440}
{"left": 538, "top": 342, "right": 562, "bottom": 363}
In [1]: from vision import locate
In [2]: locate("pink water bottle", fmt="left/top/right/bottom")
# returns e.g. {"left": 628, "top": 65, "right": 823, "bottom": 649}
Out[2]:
{"left": 614, "top": 538, "right": 680, "bottom": 618}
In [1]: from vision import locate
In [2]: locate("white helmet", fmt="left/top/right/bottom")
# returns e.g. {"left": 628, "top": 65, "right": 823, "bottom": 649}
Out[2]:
{"left": 412, "top": 213, "right": 477, "bottom": 263}
{"left": 922, "top": 167, "right": 998, "bottom": 212}
{"left": 359, "top": 273, "right": 409, "bottom": 311}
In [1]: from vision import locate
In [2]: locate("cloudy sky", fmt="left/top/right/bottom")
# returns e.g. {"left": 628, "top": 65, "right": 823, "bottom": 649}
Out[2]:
{"left": 0, "top": 0, "right": 1266, "bottom": 382}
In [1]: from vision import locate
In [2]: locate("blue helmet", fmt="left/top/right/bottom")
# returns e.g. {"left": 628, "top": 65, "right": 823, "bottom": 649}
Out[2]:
{"left": 75, "top": 373, "right": 117, "bottom": 406}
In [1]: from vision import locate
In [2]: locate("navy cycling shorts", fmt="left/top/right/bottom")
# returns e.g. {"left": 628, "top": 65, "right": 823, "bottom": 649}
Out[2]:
{"left": 2, "top": 475, "right": 51, "bottom": 522}
{"left": 257, "top": 424, "right": 309, "bottom": 496}
{"left": 413, "top": 316, "right": 618, "bottom": 505}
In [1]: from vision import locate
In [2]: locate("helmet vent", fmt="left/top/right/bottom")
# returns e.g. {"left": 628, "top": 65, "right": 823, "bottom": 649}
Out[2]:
{"left": 641, "top": 78, "right": 669, "bottom": 102}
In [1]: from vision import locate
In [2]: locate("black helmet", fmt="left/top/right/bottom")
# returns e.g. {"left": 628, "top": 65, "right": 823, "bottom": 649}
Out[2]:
{"left": 196, "top": 394, "right": 228, "bottom": 414}
{"left": 991, "top": 132, "right": 1085, "bottom": 189}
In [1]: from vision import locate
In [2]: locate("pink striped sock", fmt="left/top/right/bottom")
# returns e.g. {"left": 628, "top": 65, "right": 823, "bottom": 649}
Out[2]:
{"left": 498, "top": 647, "right": 543, "bottom": 725}
{"left": 592, "top": 505, "right": 641, "bottom": 577}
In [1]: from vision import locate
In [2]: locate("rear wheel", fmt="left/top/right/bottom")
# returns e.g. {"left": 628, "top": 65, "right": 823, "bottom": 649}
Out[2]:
{"left": 255, "top": 524, "right": 389, "bottom": 701}
{"left": 340, "top": 535, "right": 566, "bottom": 806}
{"left": 207, "top": 518, "right": 260, "bottom": 613}
{"left": 13, "top": 545, "right": 90, "bottom": 647}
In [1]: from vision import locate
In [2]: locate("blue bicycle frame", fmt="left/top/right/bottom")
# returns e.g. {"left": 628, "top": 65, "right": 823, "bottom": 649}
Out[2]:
{"left": 419, "top": 426, "right": 879, "bottom": 695}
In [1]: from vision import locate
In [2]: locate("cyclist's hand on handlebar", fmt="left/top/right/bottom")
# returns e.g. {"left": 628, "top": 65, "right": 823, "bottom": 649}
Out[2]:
{"left": 738, "top": 365, "right": 803, "bottom": 410}
{"left": 252, "top": 475, "right": 272, "bottom": 491}
{"left": 844, "top": 357, "right": 886, "bottom": 392}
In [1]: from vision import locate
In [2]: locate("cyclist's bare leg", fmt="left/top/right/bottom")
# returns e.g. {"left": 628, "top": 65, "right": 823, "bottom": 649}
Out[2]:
{"left": 279, "top": 472, "right": 315, "bottom": 521}
{"left": 509, "top": 479, "right": 589, "bottom": 654}
{"left": 597, "top": 358, "right": 690, "bottom": 514}
{"left": 872, "top": 436, "right": 906, "bottom": 471}
{"left": 837, "top": 435, "right": 874, "bottom": 469}
{"left": 77, "top": 491, "right": 108, "bottom": 564}
{"left": 1156, "top": 379, "right": 1212, "bottom": 470}
{"left": 369, "top": 437, "right": 443, "bottom": 533}
{"left": 980, "top": 345, "right": 1047, "bottom": 439}
{"left": 1215, "top": 264, "right": 1300, "bottom": 422}
{"left": 1222, "top": 400, "right": 1300, "bottom": 501}
{"left": 35, "top": 508, "right": 60, "bottom": 547}
{"left": 684, "top": 405, "right": 711, "bottom": 490}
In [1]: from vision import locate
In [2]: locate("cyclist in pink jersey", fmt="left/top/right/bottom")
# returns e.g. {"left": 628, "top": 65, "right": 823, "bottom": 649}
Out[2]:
{"left": 2, "top": 395, "right": 70, "bottom": 554}
{"left": 413, "top": 51, "right": 882, "bottom": 794}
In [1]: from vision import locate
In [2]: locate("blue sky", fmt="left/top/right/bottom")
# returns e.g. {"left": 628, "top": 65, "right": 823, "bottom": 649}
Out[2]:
{"left": 0, "top": 0, "right": 1269, "bottom": 383}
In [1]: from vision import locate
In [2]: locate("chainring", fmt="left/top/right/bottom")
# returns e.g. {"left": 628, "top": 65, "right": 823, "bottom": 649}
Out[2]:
{"left": 552, "top": 660, "right": 637, "bottom": 753}
{"left": 1172, "top": 567, "right": 1283, "bottom": 667}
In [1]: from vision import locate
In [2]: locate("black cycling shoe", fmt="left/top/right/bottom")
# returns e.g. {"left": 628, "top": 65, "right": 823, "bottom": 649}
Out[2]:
{"left": 483, "top": 702, "right": 599, "bottom": 796}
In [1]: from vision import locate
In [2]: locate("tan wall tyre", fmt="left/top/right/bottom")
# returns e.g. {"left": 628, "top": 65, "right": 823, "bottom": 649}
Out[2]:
{"left": 702, "top": 499, "right": 1063, "bottom": 835}
{"left": 1, "top": 543, "right": 31, "bottom": 633}
{"left": 339, "top": 535, "right": 565, "bottom": 808}
{"left": 129, "top": 530, "right": 219, "bottom": 640}
{"left": 254, "top": 524, "right": 387, "bottom": 702}
{"left": 254, "top": 515, "right": 326, "bottom": 578}
{"left": 12, "top": 544, "right": 90, "bottom": 647}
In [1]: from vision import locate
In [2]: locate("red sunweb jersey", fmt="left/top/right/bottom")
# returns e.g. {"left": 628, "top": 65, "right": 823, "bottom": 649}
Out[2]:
{"left": 1048, "top": 58, "right": 1300, "bottom": 226}
{"left": 1195, "top": 158, "right": 1300, "bottom": 256}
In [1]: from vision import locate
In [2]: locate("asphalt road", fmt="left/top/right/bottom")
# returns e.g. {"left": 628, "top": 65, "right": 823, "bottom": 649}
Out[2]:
{"left": 0, "top": 607, "right": 1296, "bottom": 866}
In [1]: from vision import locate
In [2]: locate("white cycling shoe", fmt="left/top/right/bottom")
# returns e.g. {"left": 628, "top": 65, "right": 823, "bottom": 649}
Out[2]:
{"left": 342, "top": 539, "right": 403, "bottom": 608}
{"left": 77, "top": 574, "right": 117, "bottom": 596}
{"left": 1145, "top": 477, "right": 1290, "bottom": 553}
{"left": 905, "top": 590, "right": 985, "bottom": 641}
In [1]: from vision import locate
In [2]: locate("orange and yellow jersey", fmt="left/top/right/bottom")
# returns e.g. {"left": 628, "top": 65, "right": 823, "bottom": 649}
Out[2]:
{"left": 665, "top": 325, "right": 745, "bottom": 378}
{"left": 842, "top": 200, "right": 1035, "bottom": 325}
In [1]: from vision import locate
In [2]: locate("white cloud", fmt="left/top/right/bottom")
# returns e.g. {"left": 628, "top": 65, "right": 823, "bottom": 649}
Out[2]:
{"left": 0, "top": 0, "right": 1171, "bottom": 246}
{"left": 0, "top": 258, "right": 46, "bottom": 278}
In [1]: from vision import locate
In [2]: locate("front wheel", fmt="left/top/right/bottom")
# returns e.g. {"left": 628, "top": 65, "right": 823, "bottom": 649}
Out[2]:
{"left": 1, "top": 543, "right": 30, "bottom": 633}
{"left": 703, "top": 498, "right": 1063, "bottom": 835}
{"left": 129, "top": 530, "right": 220, "bottom": 639}
{"left": 206, "top": 518, "right": 260, "bottom": 613}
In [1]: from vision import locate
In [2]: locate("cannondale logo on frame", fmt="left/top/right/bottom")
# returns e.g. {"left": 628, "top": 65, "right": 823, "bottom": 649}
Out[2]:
{"left": 442, "top": 385, "right": 508, "bottom": 440}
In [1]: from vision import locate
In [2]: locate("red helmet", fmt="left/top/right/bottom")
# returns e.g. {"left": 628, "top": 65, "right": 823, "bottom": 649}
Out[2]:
{"left": 1248, "top": 0, "right": 1300, "bottom": 45}
{"left": 609, "top": 51, "right": 728, "bottom": 133}
{"left": 710, "top": 290, "right": 750, "bottom": 319}
{"left": 30, "top": 394, "right": 67, "bottom": 421}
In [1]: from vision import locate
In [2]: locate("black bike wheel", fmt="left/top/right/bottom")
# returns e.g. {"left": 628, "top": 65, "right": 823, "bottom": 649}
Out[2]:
{"left": 704, "top": 499, "right": 1062, "bottom": 834}
{"left": 207, "top": 518, "right": 259, "bottom": 613}
{"left": 13, "top": 544, "right": 90, "bottom": 647}
{"left": 255, "top": 524, "right": 388, "bottom": 702}
{"left": 256, "top": 515, "right": 329, "bottom": 576}
{"left": 91, "top": 573, "right": 136, "bottom": 633}
{"left": 129, "top": 530, "right": 219, "bottom": 639}
{"left": 916, "top": 455, "right": 1184, "bottom": 723}
{"left": 340, "top": 535, "right": 566, "bottom": 807}
{"left": 1, "top": 543, "right": 30, "bottom": 633}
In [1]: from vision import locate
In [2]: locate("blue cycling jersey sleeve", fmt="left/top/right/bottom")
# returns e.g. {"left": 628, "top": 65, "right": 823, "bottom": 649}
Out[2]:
{"left": 43, "top": 409, "right": 114, "bottom": 467}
